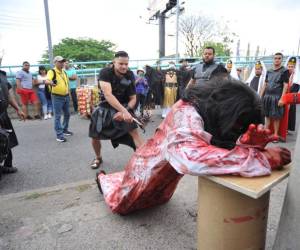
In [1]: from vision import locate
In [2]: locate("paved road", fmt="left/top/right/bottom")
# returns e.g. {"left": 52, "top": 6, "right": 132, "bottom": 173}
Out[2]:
{"left": 0, "top": 107, "right": 299, "bottom": 195}
{"left": 0, "top": 111, "right": 161, "bottom": 195}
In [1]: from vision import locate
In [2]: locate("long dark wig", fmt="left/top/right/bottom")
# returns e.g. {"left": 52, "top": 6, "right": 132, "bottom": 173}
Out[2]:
{"left": 182, "top": 77, "right": 263, "bottom": 149}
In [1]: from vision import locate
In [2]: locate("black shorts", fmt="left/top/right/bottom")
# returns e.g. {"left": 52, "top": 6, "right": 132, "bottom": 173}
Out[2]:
{"left": 89, "top": 105, "right": 137, "bottom": 140}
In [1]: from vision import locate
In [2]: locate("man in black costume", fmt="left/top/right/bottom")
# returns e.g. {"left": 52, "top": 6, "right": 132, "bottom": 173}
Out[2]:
{"left": 249, "top": 60, "right": 263, "bottom": 92}
{"left": 89, "top": 51, "right": 144, "bottom": 169}
{"left": 187, "top": 46, "right": 227, "bottom": 87}
{"left": 0, "top": 70, "right": 25, "bottom": 178}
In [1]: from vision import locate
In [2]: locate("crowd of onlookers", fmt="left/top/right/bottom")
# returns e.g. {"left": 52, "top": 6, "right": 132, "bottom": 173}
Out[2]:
{"left": 1, "top": 48, "right": 299, "bottom": 179}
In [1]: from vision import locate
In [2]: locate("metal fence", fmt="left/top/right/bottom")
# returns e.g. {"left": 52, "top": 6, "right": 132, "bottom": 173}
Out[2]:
{"left": 0, "top": 56, "right": 293, "bottom": 85}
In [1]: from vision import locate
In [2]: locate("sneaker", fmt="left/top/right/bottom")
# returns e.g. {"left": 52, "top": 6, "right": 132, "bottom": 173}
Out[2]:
{"left": 48, "top": 113, "right": 52, "bottom": 119}
{"left": 56, "top": 137, "right": 67, "bottom": 142}
{"left": 63, "top": 130, "right": 73, "bottom": 136}
{"left": 44, "top": 115, "right": 48, "bottom": 120}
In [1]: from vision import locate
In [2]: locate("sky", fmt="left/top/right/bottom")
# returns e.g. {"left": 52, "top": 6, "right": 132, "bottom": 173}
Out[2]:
{"left": 0, "top": 0, "right": 300, "bottom": 66}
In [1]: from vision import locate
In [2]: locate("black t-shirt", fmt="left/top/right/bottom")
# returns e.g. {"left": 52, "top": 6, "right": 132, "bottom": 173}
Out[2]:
{"left": 98, "top": 67, "right": 136, "bottom": 104}
{"left": 265, "top": 67, "right": 289, "bottom": 85}
{"left": 0, "top": 70, "right": 11, "bottom": 114}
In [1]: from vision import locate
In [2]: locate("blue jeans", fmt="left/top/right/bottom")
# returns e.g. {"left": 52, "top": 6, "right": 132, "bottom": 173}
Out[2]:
{"left": 37, "top": 88, "right": 48, "bottom": 115}
{"left": 52, "top": 95, "right": 70, "bottom": 138}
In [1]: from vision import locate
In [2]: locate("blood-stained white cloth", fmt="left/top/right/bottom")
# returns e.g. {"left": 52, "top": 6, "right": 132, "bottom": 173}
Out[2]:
{"left": 98, "top": 100, "right": 271, "bottom": 214}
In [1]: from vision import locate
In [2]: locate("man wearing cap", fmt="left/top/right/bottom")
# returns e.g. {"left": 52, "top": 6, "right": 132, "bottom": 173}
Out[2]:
{"left": 46, "top": 56, "right": 73, "bottom": 142}
{"left": 187, "top": 46, "right": 227, "bottom": 88}
{"left": 89, "top": 51, "right": 144, "bottom": 169}
{"left": 135, "top": 67, "right": 149, "bottom": 117}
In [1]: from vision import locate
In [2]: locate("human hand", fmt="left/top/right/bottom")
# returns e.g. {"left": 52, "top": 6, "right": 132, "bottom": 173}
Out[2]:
{"left": 113, "top": 112, "right": 124, "bottom": 121}
{"left": 262, "top": 147, "right": 291, "bottom": 170}
{"left": 278, "top": 98, "right": 284, "bottom": 107}
{"left": 123, "top": 110, "right": 133, "bottom": 123}
{"left": 17, "top": 110, "right": 26, "bottom": 121}
{"left": 239, "top": 124, "right": 278, "bottom": 149}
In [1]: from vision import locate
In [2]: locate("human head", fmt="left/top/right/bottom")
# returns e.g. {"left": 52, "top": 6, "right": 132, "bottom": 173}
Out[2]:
{"left": 22, "top": 61, "right": 30, "bottom": 72}
{"left": 273, "top": 52, "right": 283, "bottom": 67}
{"left": 254, "top": 61, "right": 263, "bottom": 76}
{"left": 113, "top": 51, "right": 129, "bottom": 75}
{"left": 137, "top": 68, "right": 145, "bottom": 76}
{"left": 105, "top": 62, "right": 113, "bottom": 68}
{"left": 287, "top": 57, "right": 296, "bottom": 74}
{"left": 181, "top": 59, "right": 188, "bottom": 67}
{"left": 53, "top": 56, "right": 66, "bottom": 70}
{"left": 183, "top": 77, "right": 263, "bottom": 149}
{"left": 202, "top": 47, "right": 215, "bottom": 64}
{"left": 64, "top": 59, "right": 71, "bottom": 69}
{"left": 38, "top": 66, "right": 47, "bottom": 75}
{"left": 168, "top": 61, "right": 176, "bottom": 69}
{"left": 226, "top": 60, "right": 233, "bottom": 73}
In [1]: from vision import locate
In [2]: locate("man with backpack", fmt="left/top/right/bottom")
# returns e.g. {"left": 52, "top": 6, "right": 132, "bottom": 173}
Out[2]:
{"left": 46, "top": 56, "right": 73, "bottom": 142}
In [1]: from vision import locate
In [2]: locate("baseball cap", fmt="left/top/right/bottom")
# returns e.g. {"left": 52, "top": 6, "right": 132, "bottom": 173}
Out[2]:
{"left": 53, "top": 56, "right": 66, "bottom": 63}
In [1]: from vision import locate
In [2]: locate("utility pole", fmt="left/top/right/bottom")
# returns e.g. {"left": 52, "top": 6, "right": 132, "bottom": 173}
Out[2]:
{"left": 43, "top": 0, "right": 53, "bottom": 66}
{"left": 159, "top": 13, "right": 165, "bottom": 58}
{"left": 175, "top": 0, "right": 180, "bottom": 62}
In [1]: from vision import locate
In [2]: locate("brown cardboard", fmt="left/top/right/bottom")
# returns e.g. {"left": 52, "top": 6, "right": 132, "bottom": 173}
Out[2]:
{"left": 197, "top": 177, "right": 269, "bottom": 250}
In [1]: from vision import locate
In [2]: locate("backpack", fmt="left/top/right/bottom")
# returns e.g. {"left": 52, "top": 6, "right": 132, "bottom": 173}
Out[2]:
{"left": 47, "top": 69, "right": 68, "bottom": 94}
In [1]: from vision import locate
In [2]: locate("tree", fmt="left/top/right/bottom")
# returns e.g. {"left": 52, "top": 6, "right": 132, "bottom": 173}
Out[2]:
{"left": 40, "top": 37, "right": 116, "bottom": 64}
{"left": 179, "top": 14, "right": 236, "bottom": 57}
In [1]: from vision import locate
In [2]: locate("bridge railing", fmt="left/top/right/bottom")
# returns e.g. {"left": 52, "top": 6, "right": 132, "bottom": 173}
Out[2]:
{"left": 0, "top": 56, "right": 292, "bottom": 85}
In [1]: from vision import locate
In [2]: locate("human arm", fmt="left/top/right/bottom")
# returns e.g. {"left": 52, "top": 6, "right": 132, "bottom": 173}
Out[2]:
{"left": 100, "top": 80, "right": 133, "bottom": 122}
{"left": 164, "top": 104, "right": 290, "bottom": 177}
{"left": 8, "top": 87, "right": 25, "bottom": 120}
{"left": 45, "top": 70, "right": 57, "bottom": 86}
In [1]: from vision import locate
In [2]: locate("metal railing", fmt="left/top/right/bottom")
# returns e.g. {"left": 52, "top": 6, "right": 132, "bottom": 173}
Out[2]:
{"left": 0, "top": 56, "right": 294, "bottom": 85}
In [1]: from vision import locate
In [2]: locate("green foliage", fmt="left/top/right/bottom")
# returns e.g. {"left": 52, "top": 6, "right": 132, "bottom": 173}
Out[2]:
{"left": 40, "top": 37, "right": 116, "bottom": 65}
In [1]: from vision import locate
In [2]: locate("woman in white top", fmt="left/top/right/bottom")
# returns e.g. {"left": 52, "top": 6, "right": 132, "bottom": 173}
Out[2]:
{"left": 35, "top": 66, "right": 52, "bottom": 120}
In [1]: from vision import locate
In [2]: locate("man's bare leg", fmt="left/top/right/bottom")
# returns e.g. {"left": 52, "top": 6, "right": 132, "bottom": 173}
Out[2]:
{"left": 273, "top": 119, "right": 280, "bottom": 137}
{"left": 91, "top": 138, "right": 102, "bottom": 159}
{"left": 265, "top": 117, "right": 271, "bottom": 130}
{"left": 129, "top": 129, "right": 144, "bottom": 148}
{"left": 34, "top": 101, "right": 40, "bottom": 116}
{"left": 22, "top": 104, "right": 28, "bottom": 118}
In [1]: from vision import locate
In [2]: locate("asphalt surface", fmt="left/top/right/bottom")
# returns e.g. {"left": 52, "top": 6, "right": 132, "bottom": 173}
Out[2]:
{"left": 0, "top": 107, "right": 299, "bottom": 196}
{"left": 0, "top": 107, "right": 299, "bottom": 250}
{"left": 0, "top": 111, "right": 161, "bottom": 195}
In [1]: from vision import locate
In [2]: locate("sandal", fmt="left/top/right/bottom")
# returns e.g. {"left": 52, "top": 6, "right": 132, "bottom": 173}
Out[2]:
{"left": 95, "top": 170, "right": 106, "bottom": 194}
{"left": 90, "top": 157, "right": 103, "bottom": 169}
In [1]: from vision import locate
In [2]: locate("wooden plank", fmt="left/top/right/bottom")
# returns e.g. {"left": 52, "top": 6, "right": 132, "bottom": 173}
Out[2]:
{"left": 202, "top": 164, "right": 291, "bottom": 199}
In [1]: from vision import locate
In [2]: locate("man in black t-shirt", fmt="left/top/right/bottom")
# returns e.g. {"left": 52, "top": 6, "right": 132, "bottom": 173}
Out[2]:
{"left": 89, "top": 51, "right": 144, "bottom": 169}
{"left": 0, "top": 70, "right": 25, "bottom": 178}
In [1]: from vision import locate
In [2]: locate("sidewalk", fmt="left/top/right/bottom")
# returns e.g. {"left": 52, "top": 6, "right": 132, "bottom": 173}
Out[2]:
{"left": 0, "top": 174, "right": 288, "bottom": 250}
